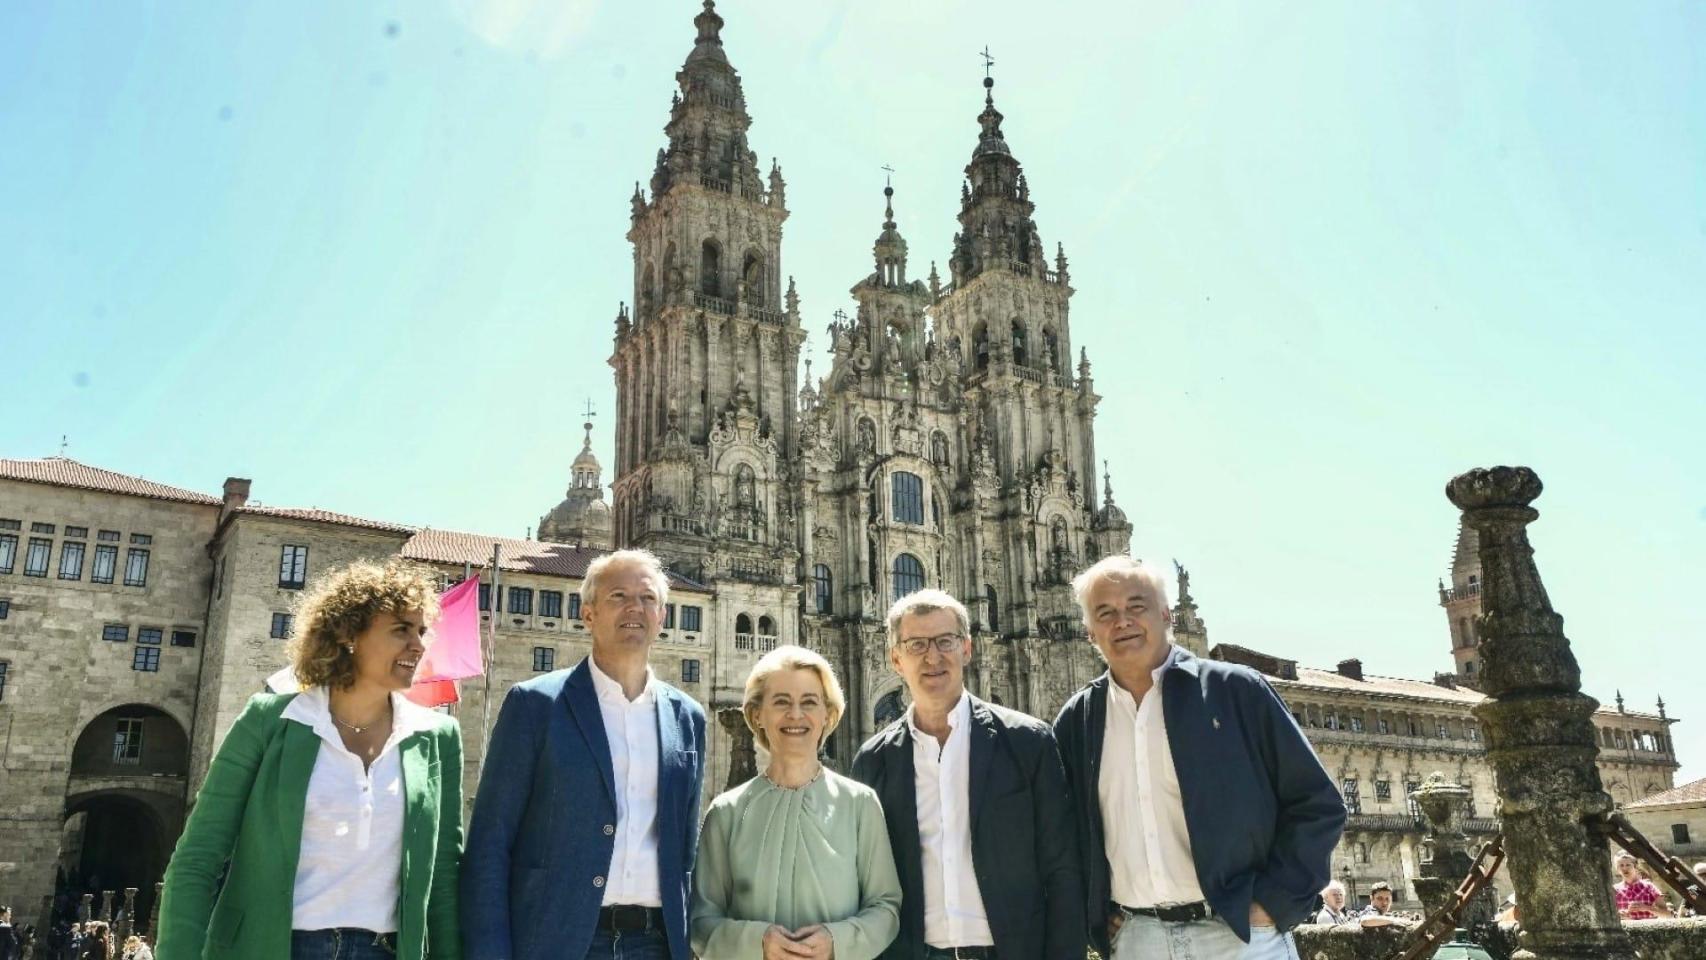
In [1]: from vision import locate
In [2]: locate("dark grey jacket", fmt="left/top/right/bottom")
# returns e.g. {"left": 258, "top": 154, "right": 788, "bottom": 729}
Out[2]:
{"left": 1054, "top": 648, "right": 1345, "bottom": 950}
{"left": 852, "top": 694, "right": 1084, "bottom": 960}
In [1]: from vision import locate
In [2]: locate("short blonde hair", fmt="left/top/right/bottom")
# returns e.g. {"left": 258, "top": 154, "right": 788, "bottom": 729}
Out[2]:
{"left": 742, "top": 645, "right": 845, "bottom": 751}
{"left": 1072, "top": 555, "right": 1171, "bottom": 626}
{"left": 885, "top": 588, "right": 970, "bottom": 649}
{"left": 288, "top": 558, "right": 441, "bottom": 689}
{"left": 583, "top": 548, "right": 670, "bottom": 609}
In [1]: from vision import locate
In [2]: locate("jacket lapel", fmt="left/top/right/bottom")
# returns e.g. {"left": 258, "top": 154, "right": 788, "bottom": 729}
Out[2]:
{"left": 966, "top": 695, "right": 998, "bottom": 831}
{"left": 399, "top": 732, "right": 433, "bottom": 879}
{"left": 1086, "top": 672, "right": 1109, "bottom": 793}
{"left": 655, "top": 688, "right": 683, "bottom": 804}
{"left": 565, "top": 659, "right": 617, "bottom": 802}
{"left": 277, "top": 717, "right": 320, "bottom": 881}
{"left": 887, "top": 725, "right": 927, "bottom": 942}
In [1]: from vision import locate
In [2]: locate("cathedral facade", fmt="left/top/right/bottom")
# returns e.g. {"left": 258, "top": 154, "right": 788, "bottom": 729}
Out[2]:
{"left": 608, "top": 1, "right": 1134, "bottom": 759}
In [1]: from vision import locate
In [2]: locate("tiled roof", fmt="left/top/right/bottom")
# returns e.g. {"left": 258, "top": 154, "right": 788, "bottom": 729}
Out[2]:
{"left": 0, "top": 457, "right": 221, "bottom": 506}
{"left": 1273, "top": 667, "right": 1665, "bottom": 721}
{"left": 401, "top": 528, "right": 710, "bottom": 593}
{"left": 1627, "top": 776, "right": 1706, "bottom": 810}
{"left": 239, "top": 505, "right": 416, "bottom": 535}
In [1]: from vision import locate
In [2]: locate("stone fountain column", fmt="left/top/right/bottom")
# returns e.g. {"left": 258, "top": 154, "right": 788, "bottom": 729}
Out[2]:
{"left": 717, "top": 706, "right": 757, "bottom": 789}
{"left": 1411, "top": 772, "right": 1497, "bottom": 929}
{"left": 1448, "top": 466, "right": 1634, "bottom": 960}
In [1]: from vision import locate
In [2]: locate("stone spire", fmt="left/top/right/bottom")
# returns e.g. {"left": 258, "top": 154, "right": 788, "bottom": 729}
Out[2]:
{"left": 537, "top": 404, "right": 612, "bottom": 549}
{"left": 949, "top": 69, "right": 1044, "bottom": 285}
{"left": 1170, "top": 559, "right": 1208, "bottom": 656}
{"left": 1446, "top": 466, "right": 1636, "bottom": 960}
{"left": 872, "top": 175, "right": 908, "bottom": 285}
{"left": 647, "top": 0, "right": 765, "bottom": 202}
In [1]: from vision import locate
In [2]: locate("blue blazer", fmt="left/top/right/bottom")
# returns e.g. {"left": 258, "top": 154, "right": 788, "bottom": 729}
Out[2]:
{"left": 460, "top": 658, "right": 707, "bottom": 960}
{"left": 1053, "top": 648, "right": 1345, "bottom": 950}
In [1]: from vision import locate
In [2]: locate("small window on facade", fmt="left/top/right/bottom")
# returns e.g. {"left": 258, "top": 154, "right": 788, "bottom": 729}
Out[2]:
{"left": 132, "top": 647, "right": 161, "bottom": 672}
{"left": 507, "top": 587, "right": 534, "bottom": 615}
{"left": 1375, "top": 780, "right": 1392, "bottom": 802}
{"left": 984, "top": 585, "right": 998, "bottom": 632}
{"left": 891, "top": 553, "right": 925, "bottom": 600}
{"left": 58, "top": 541, "right": 86, "bottom": 580}
{"left": 1342, "top": 779, "right": 1361, "bottom": 815}
{"left": 1349, "top": 715, "right": 1364, "bottom": 733}
{"left": 812, "top": 564, "right": 833, "bottom": 615}
{"left": 91, "top": 544, "right": 117, "bottom": 584}
{"left": 0, "top": 661, "right": 8, "bottom": 702}
{"left": 270, "top": 612, "right": 294, "bottom": 639}
{"left": 1672, "top": 824, "right": 1691, "bottom": 845}
{"left": 123, "top": 548, "right": 150, "bottom": 587}
{"left": 664, "top": 604, "right": 676, "bottom": 630}
{"left": 31, "top": 522, "right": 55, "bottom": 535}
{"left": 0, "top": 534, "right": 15, "bottom": 574}
{"left": 532, "top": 647, "right": 555, "bottom": 672}
{"left": 479, "top": 583, "right": 491, "bottom": 611}
{"left": 113, "top": 718, "right": 145, "bottom": 764}
{"left": 0, "top": 518, "right": 18, "bottom": 530}
{"left": 102, "top": 624, "right": 128, "bottom": 642}
{"left": 171, "top": 630, "right": 197, "bottom": 648}
{"left": 1377, "top": 717, "right": 1391, "bottom": 734}
{"left": 540, "top": 590, "right": 563, "bottom": 619}
{"left": 892, "top": 472, "right": 924, "bottom": 525}
{"left": 130, "top": 533, "right": 152, "bottom": 545}
{"left": 279, "top": 545, "right": 309, "bottom": 589}
{"left": 64, "top": 526, "right": 88, "bottom": 538}
{"left": 137, "top": 627, "right": 163, "bottom": 646}
{"left": 97, "top": 529, "right": 121, "bottom": 542}
{"left": 681, "top": 605, "right": 703, "bottom": 632}
{"left": 24, "top": 538, "right": 52, "bottom": 577}
{"left": 681, "top": 658, "right": 701, "bottom": 684}
{"left": 1325, "top": 712, "right": 1340, "bottom": 731}
{"left": 0, "top": 598, "right": 8, "bottom": 619}
{"left": 568, "top": 592, "right": 583, "bottom": 619}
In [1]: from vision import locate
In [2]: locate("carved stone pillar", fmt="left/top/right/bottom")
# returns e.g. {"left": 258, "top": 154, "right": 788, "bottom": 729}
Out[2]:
{"left": 1411, "top": 772, "right": 1495, "bottom": 930}
{"left": 150, "top": 881, "right": 164, "bottom": 942}
{"left": 717, "top": 706, "right": 757, "bottom": 789}
{"left": 78, "top": 893, "right": 93, "bottom": 923}
{"left": 99, "top": 890, "right": 113, "bottom": 922}
{"left": 119, "top": 887, "right": 137, "bottom": 939}
{"left": 1447, "top": 466, "right": 1635, "bottom": 960}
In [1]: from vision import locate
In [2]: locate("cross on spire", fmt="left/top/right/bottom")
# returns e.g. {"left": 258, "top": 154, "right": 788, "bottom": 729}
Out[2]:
{"left": 980, "top": 45, "right": 995, "bottom": 80}
{"left": 581, "top": 398, "right": 597, "bottom": 421}
{"left": 881, "top": 163, "right": 895, "bottom": 188}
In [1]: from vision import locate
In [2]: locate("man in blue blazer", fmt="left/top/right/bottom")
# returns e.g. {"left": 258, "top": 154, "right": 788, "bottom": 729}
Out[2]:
{"left": 463, "top": 549, "right": 707, "bottom": 960}
{"left": 1054, "top": 556, "right": 1345, "bottom": 960}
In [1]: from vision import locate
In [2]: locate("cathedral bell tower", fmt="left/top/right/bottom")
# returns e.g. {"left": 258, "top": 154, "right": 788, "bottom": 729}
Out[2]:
{"left": 611, "top": 1, "right": 806, "bottom": 600}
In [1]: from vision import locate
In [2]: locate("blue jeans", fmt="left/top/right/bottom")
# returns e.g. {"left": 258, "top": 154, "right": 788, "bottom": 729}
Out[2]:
{"left": 290, "top": 928, "right": 397, "bottom": 960}
{"left": 1111, "top": 914, "right": 1298, "bottom": 960}
{"left": 584, "top": 927, "right": 669, "bottom": 960}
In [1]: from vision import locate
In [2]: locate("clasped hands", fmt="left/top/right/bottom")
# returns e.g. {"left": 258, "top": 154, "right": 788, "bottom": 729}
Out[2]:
{"left": 762, "top": 923, "right": 834, "bottom": 960}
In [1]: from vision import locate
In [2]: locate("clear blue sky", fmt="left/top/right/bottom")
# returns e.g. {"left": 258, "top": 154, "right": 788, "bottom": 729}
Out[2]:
{"left": 2, "top": 1, "right": 1702, "bottom": 779}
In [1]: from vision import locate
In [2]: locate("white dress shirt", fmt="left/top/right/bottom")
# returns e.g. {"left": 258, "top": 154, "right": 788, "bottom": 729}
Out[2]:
{"left": 284, "top": 686, "right": 443, "bottom": 932}
{"left": 1098, "top": 644, "right": 1207, "bottom": 908}
{"left": 908, "top": 693, "right": 994, "bottom": 948}
{"left": 588, "top": 657, "right": 664, "bottom": 907}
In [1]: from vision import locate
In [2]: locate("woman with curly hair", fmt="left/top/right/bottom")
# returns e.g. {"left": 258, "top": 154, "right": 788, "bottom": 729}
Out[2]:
{"left": 156, "top": 559, "right": 463, "bottom": 960}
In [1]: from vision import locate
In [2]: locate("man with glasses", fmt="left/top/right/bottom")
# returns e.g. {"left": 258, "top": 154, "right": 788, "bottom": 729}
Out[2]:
{"left": 852, "top": 589, "right": 1083, "bottom": 960}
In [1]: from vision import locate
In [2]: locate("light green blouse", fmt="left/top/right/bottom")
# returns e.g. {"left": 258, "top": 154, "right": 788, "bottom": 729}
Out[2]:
{"left": 691, "top": 768, "right": 902, "bottom": 960}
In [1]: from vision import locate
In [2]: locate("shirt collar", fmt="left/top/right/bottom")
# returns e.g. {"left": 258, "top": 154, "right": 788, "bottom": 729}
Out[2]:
{"left": 1107, "top": 644, "right": 1181, "bottom": 708}
{"left": 588, "top": 655, "right": 656, "bottom": 706}
{"left": 904, "top": 691, "right": 970, "bottom": 744}
{"left": 282, "top": 685, "right": 442, "bottom": 744}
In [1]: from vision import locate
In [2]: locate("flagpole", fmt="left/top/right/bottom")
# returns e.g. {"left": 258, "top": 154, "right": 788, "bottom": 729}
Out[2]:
{"left": 477, "top": 543, "right": 501, "bottom": 783}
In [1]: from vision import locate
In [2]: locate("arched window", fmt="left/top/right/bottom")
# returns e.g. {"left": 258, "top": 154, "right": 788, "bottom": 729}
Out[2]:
{"left": 641, "top": 263, "right": 656, "bottom": 319}
{"left": 758, "top": 615, "right": 775, "bottom": 636}
{"left": 892, "top": 553, "right": 925, "bottom": 600}
{"left": 892, "top": 472, "right": 924, "bottom": 525}
{"left": 973, "top": 323, "right": 990, "bottom": 370}
{"left": 700, "top": 239, "right": 722, "bottom": 297}
{"left": 742, "top": 251, "right": 763, "bottom": 305}
{"left": 1455, "top": 616, "right": 1469, "bottom": 648}
{"left": 812, "top": 564, "right": 833, "bottom": 615}
{"left": 736, "top": 613, "right": 752, "bottom": 634}
{"left": 1011, "top": 321, "right": 1027, "bottom": 366}
{"left": 984, "top": 584, "right": 999, "bottom": 632}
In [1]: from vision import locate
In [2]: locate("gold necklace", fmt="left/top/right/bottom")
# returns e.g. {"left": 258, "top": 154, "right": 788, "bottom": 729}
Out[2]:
{"left": 763, "top": 764, "right": 823, "bottom": 791}
{"left": 331, "top": 704, "right": 390, "bottom": 734}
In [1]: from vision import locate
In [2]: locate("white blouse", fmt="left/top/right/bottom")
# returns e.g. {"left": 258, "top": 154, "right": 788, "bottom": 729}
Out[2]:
{"left": 283, "top": 686, "right": 442, "bottom": 932}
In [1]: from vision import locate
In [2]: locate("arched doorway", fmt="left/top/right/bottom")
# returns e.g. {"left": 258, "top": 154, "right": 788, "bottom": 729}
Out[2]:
{"left": 60, "top": 705, "right": 189, "bottom": 927}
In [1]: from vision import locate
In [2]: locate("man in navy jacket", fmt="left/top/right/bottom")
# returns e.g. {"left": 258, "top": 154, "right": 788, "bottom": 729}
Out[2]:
{"left": 462, "top": 550, "right": 707, "bottom": 960}
{"left": 1054, "top": 556, "right": 1344, "bottom": 959}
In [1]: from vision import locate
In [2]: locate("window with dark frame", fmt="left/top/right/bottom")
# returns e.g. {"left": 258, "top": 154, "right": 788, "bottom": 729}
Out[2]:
{"left": 1375, "top": 780, "right": 1392, "bottom": 802}
{"left": 102, "top": 624, "right": 128, "bottom": 642}
{"left": 130, "top": 533, "right": 152, "bottom": 545}
{"left": 279, "top": 545, "right": 309, "bottom": 589}
{"left": 1342, "top": 779, "right": 1362, "bottom": 815}
{"left": 171, "top": 630, "right": 197, "bottom": 648}
{"left": 681, "top": 658, "right": 701, "bottom": 684}
{"left": 0, "top": 598, "right": 8, "bottom": 619}
{"left": 1673, "top": 824, "right": 1692, "bottom": 845}
{"left": 91, "top": 544, "right": 117, "bottom": 584}
{"left": 58, "top": 540, "right": 86, "bottom": 580}
{"left": 24, "top": 538, "right": 51, "bottom": 577}
{"left": 65, "top": 526, "right": 88, "bottom": 538}
{"left": 681, "top": 605, "right": 702, "bottom": 632}
{"left": 132, "top": 647, "right": 160, "bottom": 672}
{"left": 0, "top": 661, "right": 8, "bottom": 702}
{"left": 891, "top": 553, "right": 925, "bottom": 600}
{"left": 31, "top": 522, "right": 55, "bottom": 534}
{"left": 0, "top": 518, "right": 18, "bottom": 530}
{"left": 0, "top": 534, "right": 15, "bottom": 574}
{"left": 113, "top": 717, "right": 144, "bottom": 764}
{"left": 137, "top": 627, "right": 163, "bottom": 646}
{"left": 97, "top": 529, "right": 120, "bottom": 542}
{"left": 270, "top": 612, "right": 293, "bottom": 639}
{"left": 508, "top": 587, "right": 534, "bottom": 616}
{"left": 532, "top": 646, "right": 554, "bottom": 672}
{"left": 568, "top": 592, "right": 582, "bottom": 619}
{"left": 891, "top": 472, "right": 924, "bottom": 525}
{"left": 812, "top": 564, "right": 833, "bottom": 615}
{"left": 123, "top": 548, "right": 150, "bottom": 587}
{"left": 541, "top": 590, "right": 563, "bottom": 619}
{"left": 664, "top": 604, "right": 676, "bottom": 629}
{"left": 479, "top": 584, "right": 491, "bottom": 611}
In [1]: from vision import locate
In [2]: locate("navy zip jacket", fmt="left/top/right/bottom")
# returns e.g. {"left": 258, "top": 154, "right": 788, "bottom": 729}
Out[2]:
{"left": 1053, "top": 647, "right": 1345, "bottom": 950}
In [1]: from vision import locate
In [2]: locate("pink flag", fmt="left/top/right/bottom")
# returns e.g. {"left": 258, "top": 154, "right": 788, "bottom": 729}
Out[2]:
{"left": 405, "top": 576, "right": 484, "bottom": 707}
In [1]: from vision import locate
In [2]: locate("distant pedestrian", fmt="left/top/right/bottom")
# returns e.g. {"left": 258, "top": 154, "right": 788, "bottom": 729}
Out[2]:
{"left": 0, "top": 905, "right": 17, "bottom": 960}
{"left": 1313, "top": 882, "right": 1352, "bottom": 925}
{"left": 119, "top": 934, "right": 153, "bottom": 960}
{"left": 1613, "top": 852, "right": 1670, "bottom": 920}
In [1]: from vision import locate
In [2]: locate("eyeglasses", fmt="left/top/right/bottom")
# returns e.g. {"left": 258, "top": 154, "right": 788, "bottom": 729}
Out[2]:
{"left": 898, "top": 633, "right": 964, "bottom": 657}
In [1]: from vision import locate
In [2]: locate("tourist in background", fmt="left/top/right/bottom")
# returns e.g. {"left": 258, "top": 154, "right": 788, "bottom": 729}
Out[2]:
{"left": 1613, "top": 852, "right": 1671, "bottom": 920}
{"left": 463, "top": 549, "right": 706, "bottom": 960}
{"left": 1055, "top": 556, "right": 1346, "bottom": 960}
{"left": 0, "top": 906, "right": 17, "bottom": 960}
{"left": 852, "top": 589, "right": 1082, "bottom": 960}
{"left": 120, "top": 934, "right": 154, "bottom": 960}
{"left": 692, "top": 645, "right": 901, "bottom": 960}
{"left": 1313, "top": 883, "right": 1351, "bottom": 925}
{"left": 156, "top": 559, "right": 464, "bottom": 959}
{"left": 77, "top": 922, "right": 113, "bottom": 960}
{"left": 1356, "top": 882, "right": 1410, "bottom": 928}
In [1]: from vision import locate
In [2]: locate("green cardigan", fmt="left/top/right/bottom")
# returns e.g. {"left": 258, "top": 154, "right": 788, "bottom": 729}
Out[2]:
{"left": 156, "top": 692, "right": 463, "bottom": 960}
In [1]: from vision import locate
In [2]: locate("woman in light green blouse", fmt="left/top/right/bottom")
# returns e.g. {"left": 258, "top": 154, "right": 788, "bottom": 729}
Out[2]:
{"left": 692, "top": 646, "right": 901, "bottom": 960}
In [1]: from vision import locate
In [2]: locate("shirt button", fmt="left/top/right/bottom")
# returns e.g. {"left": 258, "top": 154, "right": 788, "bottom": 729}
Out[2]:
{"left": 593, "top": 876, "right": 606, "bottom": 888}
{"left": 604, "top": 824, "right": 616, "bottom": 836}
